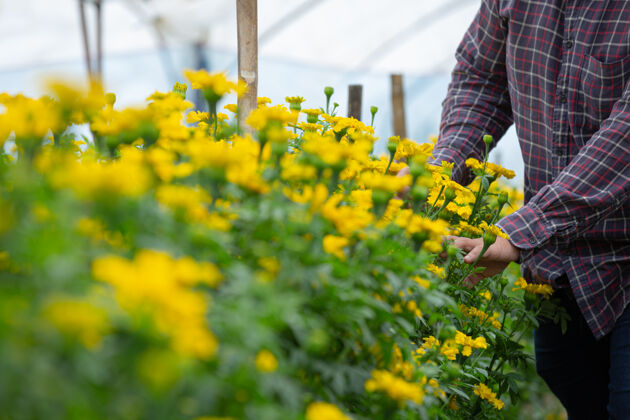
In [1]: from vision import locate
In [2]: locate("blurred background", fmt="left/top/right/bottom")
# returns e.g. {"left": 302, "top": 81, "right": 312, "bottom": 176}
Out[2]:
{"left": 0, "top": 0, "right": 522, "bottom": 182}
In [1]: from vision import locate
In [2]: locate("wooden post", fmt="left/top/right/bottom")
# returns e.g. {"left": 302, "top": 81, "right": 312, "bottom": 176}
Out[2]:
{"left": 391, "top": 74, "right": 407, "bottom": 138}
{"left": 236, "top": 0, "right": 258, "bottom": 127}
{"left": 348, "top": 84, "right": 363, "bottom": 120}
{"left": 78, "top": 0, "right": 92, "bottom": 78}
{"left": 95, "top": 0, "right": 103, "bottom": 82}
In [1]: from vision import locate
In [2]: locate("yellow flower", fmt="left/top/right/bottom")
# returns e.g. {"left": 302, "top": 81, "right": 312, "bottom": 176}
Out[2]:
{"left": 413, "top": 276, "right": 430, "bottom": 289}
{"left": 323, "top": 235, "right": 349, "bottom": 260}
{"left": 92, "top": 250, "right": 221, "bottom": 359}
{"left": 183, "top": 69, "right": 235, "bottom": 98}
{"left": 255, "top": 349, "right": 278, "bottom": 373}
{"left": 246, "top": 104, "right": 297, "bottom": 131}
{"left": 302, "top": 108, "right": 321, "bottom": 117}
{"left": 257, "top": 96, "right": 272, "bottom": 106}
{"left": 473, "top": 383, "right": 504, "bottom": 410}
{"left": 42, "top": 297, "right": 110, "bottom": 349}
{"left": 513, "top": 277, "right": 554, "bottom": 298}
{"left": 305, "top": 402, "right": 352, "bottom": 420}
{"left": 459, "top": 304, "right": 503, "bottom": 329}
{"left": 361, "top": 172, "right": 411, "bottom": 193}
{"left": 285, "top": 96, "right": 306, "bottom": 105}
{"left": 365, "top": 370, "right": 424, "bottom": 404}
{"left": 478, "top": 221, "right": 510, "bottom": 240}
{"left": 186, "top": 110, "right": 209, "bottom": 124}
{"left": 224, "top": 103, "right": 238, "bottom": 113}
{"left": 426, "top": 263, "right": 446, "bottom": 279}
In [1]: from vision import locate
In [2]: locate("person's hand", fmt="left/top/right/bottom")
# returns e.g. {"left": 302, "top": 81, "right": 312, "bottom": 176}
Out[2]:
{"left": 396, "top": 166, "right": 411, "bottom": 199}
{"left": 447, "top": 235, "right": 520, "bottom": 287}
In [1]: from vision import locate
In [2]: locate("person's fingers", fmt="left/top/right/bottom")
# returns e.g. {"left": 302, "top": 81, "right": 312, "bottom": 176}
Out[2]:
{"left": 397, "top": 166, "right": 410, "bottom": 177}
{"left": 395, "top": 166, "right": 411, "bottom": 199}
{"left": 463, "top": 243, "right": 483, "bottom": 264}
{"left": 451, "top": 237, "right": 478, "bottom": 253}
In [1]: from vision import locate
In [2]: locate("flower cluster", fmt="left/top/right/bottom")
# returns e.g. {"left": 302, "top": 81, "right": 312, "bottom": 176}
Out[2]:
{"left": 0, "top": 71, "right": 563, "bottom": 419}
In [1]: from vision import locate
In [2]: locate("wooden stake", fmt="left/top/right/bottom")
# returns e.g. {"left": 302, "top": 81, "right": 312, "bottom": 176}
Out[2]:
{"left": 95, "top": 0, "right": 103, "bottom": 81}
{"left": 78, "top": 0, "right": 92, "bottom": 78}
{"left": 236, "top": 0, "right": 258, "bottom": 128}
{"left": 391, "top": 74, "right": 407, "bottom": 138}
{"left": 348, "top": 84, "right": 363, "bottom": 120}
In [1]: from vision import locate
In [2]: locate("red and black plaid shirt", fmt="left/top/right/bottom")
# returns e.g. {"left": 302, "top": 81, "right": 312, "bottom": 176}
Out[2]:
{"left": 433, "top": 0, "right": 630, "bottom": 338}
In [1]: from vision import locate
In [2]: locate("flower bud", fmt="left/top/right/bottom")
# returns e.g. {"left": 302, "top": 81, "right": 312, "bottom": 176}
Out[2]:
{"left": 411, "top": 185, "right": 428, "bottom": 202}
{"left": 497, "top": 192, "right": 509, "bottom": 206}
{"left": 483, "top": 134, "right": 493, "bottom": 146}
{"left": 409, "top": 162, "right": 424, "bottom": 178}
{"left": 444, "top": 188, "right": 456, "bottom": 202}
{"left": 447, "top": 245, "right": 458, "bottom": 258}
{"left": 483, "top": 231, "right": 497, "bottom": 248}
{"left": 370, "top": 106, "right": 378, "bottom": 116}
{"left": 324, "top": 86, "right": 334, "bottom": 98}
{"left": 372, "top": 189, "right": 391, "bottom": 206}
{"left": 387, "top": 140, "right": 398, "bottom": 155}
{"left": 105, "top": 92, "right": 116, "bottom": 106}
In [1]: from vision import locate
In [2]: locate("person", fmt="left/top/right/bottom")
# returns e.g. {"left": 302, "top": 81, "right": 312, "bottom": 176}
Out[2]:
{"left": 408, "top": 1, "right": 630, "bottom": 418}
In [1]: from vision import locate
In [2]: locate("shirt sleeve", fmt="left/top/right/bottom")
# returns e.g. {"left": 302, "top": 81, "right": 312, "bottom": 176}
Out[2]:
{"left": 432, "top": 0, "right": 514, "bottom": 185}
{"left": 496, "top": 87, "right": 630, "bottom": 250}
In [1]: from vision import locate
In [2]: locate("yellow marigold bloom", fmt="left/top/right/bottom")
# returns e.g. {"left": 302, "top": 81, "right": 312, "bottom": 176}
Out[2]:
{"left": 246, "top": 104, "right": 297, "bottom": 131}
{"left": 183, "top": 69, "right": 235, "bottom": 97}
{"left": 227, "top": 165, "right": 271, "bottom": 194}
{"left": 285, "top": 96, "right": 305, "bottom": 105}
{"left": 440, "top": 340, "right": 460, "bottom": 360}
{"left": 76, "top": 217, "right": 126, "bottom": 249}
{"left": 321, "top": 195, "right": 374, "bottom": 237}
{"left": 323, "top": 235, "right": 349, "bottom": 260}
{"left": 0, "top": 95, "right": 62, "bottom": 141}
{"left": 513, "top": 277, "right": 554, "bottom": 298}
{"left": 281, "top": 158, "right": 318, "bottom": 181}
{"left": 305, "top": 402, "right": 352, "bottom": 420}
{"left": 224, "top": 104, "right": 238, "bottom": 114}
{"left": 361, "top": 172, "right": 411, "bottom": 193}
{"left": 255, "top": 349, "right": 278, "bottom": 373}
{"left": 457, "top": 221, "right": 483, "bottom": 236}
{"left": 349, "top": 189, "right": 373, "bottom": 210}
{"left": 465, "top": 157, "right": 516, "bottom": 179}
{"left": 473, "top": 383, "right": 504, "bottom": 410}
{"left": 298, "top": 122, "right": 323, "bottom": 132}
{"left": 454, "top": 331, "right": 487, "bottom": 356}
{"left": 42, "top": 297, "right": 110, "bottom": 349}
{"left": 39, "top": 149, "right": 153, "bottom": 199}
{"left": 393, "top": 139, "right": 434, "bottom": 161}
{"left": 258, "top": 257, "right": 280, "bottom": 278}
{"left": 426, "top": 263, "right": 446, "bottom": 279}
{"left": 365, "top": 370, "right": 424, "bottom": 404}
{"left": 413, "top": 276, "right": 431, "bottom": 289}
{"left": 302, "top": 108, "right": 322, "bottom": 117}
{"left": 186, "top": 111, "right": 210, "bottom": 124}
{"left": 327, "top": 116, "right": 374, "bottom": 136}
{"left": 480, "top": 290, "right": 492, "bottom": 300}
{"left": 257, "top": 96, "right": 272, "bottom": 106}
{"left": 92, "top": 250, "right": 221, "bottom": 359}
{"left": 465, "top": 157, "right": 485, "bottom": 171}
{"left": 459, "top": 304, "right": 502, "bottom": 329}
{"left": 478, "top": 221, "right": 510, "bottom": 240}
{"left": 156, "top": 184, "right": 212, "bottom": 223}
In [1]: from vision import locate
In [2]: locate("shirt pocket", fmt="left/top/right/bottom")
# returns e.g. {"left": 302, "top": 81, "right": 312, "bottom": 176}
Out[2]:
{"left": 580, "top": 54, "right": 630, "bottom": 125}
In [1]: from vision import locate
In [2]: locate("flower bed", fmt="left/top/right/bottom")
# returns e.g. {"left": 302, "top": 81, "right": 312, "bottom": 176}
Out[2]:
{"left": 0, "top": 72, "right": 564, "bottom": 419}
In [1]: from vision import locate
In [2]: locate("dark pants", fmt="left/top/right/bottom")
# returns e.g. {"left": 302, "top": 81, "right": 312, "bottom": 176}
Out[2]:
{"left": 535, "top": 290, "right": 630, "bottom": 419}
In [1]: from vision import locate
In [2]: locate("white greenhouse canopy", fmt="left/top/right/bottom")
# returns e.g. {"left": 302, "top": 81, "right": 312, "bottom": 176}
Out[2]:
{"left": 1, "top": 0, "right": 480, "bottom": 75}
{"left": 0, "top": 0, "right": 524, "bottom": 181}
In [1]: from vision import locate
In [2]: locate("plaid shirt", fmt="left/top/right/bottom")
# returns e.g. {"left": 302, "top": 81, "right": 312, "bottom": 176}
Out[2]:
{"left": 433, "top": 0, "right": 630, "bottom": 338}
